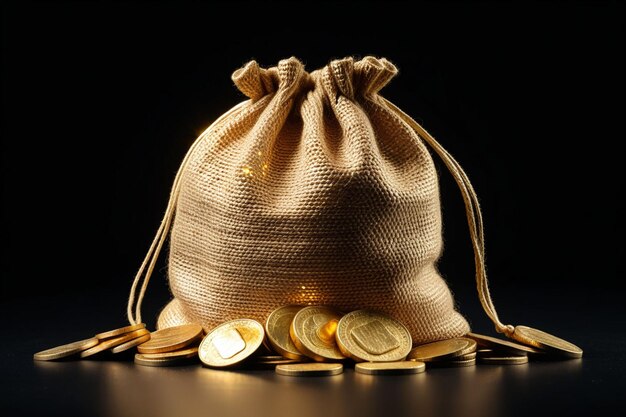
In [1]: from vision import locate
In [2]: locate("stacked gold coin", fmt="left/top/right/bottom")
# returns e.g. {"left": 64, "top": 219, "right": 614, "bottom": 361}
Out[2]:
{"left": 510, "top": 326, "right": 583, "bottom": 359}
{"left": 466, "top": 329, "right": 583, "bottom": 364}
{"left": 265, "top": 305, "right": 349, "bottom": 376}
{"left": 465, "top": 332, "right": 536, "bottom": 365}
{"left": 336, "top": 310, "right": 412, "bottom": 362}
{"left": 276, "top": 363, "right": 344, "bottom": 377}
{"left": 265, "top": 305, "right": 306, "bottom": 360}
{"left": 264, "top": 306, "right": 422, "bottom": 376}
{"left": 34, "top": 305, "right": 583, "bottom": 376}
{"left": 34, "top": 323, "right": 150, "bottom": 361}
{"left": 289, "top": 306, "right": 345, "bottom": 362}
{"left": 135, "top": 323, "right": 203, "bottom": 367}
{"left": 407, "top": 338, "right": 478, "bottom": 368}
{"left": 336, "top": 310, "right": 423, "bottom": 375}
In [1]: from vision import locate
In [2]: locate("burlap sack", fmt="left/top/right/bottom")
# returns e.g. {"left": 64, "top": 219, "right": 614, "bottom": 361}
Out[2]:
{"left": 128, "top": 57, "right": 478, "bottom": 345}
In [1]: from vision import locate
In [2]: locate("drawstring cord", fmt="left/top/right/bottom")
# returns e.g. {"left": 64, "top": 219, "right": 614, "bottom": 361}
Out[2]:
{"left": 383, "top": 98, "right": 515, "bottom": 337}
{"left": 126, "top": 101, "right": 249, "bottom": 325}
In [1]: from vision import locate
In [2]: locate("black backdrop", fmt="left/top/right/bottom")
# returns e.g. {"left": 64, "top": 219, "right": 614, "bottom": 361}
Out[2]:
{"left": 1, "top": 1, "right": 624, "bottom": 326}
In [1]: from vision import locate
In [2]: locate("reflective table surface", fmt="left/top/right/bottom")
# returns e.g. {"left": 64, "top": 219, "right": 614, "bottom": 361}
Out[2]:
{"left": 2, "top": 288, "right": 622, "bottom": 417}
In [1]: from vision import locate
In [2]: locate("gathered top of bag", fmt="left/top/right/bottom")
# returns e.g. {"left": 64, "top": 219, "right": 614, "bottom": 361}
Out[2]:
{"left": 231, "top": 56, "right": 398, "bottom": 101}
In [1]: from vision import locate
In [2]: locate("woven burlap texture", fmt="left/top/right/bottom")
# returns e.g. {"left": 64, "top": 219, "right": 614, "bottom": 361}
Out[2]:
{"left": 157, "top": 57, "right": 470, "bottom": 344}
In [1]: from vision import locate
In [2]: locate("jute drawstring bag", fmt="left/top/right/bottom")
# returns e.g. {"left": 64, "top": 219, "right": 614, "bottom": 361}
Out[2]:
{"left": 126, "top": 56, "right": 516, "bottom": 345}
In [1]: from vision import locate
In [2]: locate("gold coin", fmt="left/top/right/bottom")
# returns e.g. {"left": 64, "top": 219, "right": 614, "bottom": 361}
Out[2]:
{"left": 510, "top": 326, "right": 583, "bottom": 359}
{"left": 479, "top": 353, "right": 529, "bottom": 365}
{"left": 137, "top": 323, "right": 203, "bottom": 354}
{"left": 80, "top": 329, "right": 149, "bottom": 358}
{"left": 199, "top": 319, "right": 265, "bottom": 368}
{"left": 428, "top": 358, "right": 477, "bottom": 368}
{"left": 355, "top": 361, "right": 426, "bottom": 375}
{"left": 466, "top": 332, "right": 543, "bottom": 355}
{"left": 95, "top": 323, "right": 146, "bottom": 340}
{"left": 140, "top": 347, "right": 199, "bottom": 359}
{"left": 134, "top": 353, "right": 197, "bottom": 367}
{"left": 33, "top": 337, "right": 99, "bottom": 361}
{"left": 335, "top": 310, "right": 412, "bottom": 362}
{"left": 407, "top": 338, "right": 476, "bottom": 362}
{"left": 110, "top": 333, "right": 152, "bottom": 354}
{"left": 265, "top": 305, "right": 306, "bottom": 360}
{"left": 290, "top": 306, "right": 345, "bottom": 362}
{"left": 449, "top": 351, "right": 476, "bottom": 361}
{"left": 275, "top": 363, "right": 343, "bottom": 377}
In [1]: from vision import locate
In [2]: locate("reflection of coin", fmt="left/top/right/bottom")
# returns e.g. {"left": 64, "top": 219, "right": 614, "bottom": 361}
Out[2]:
{"left": 96, "top": 323, "right": 146, "bottom": 340}
{"left": 290, "top": 306, "right": 345, "bottom": 362}
{"left": 199, "top": 319, "right": 264, "bottom": 367}
{"left": 265, "top": 305, "right": 305, "bottom": 360}
{"left": 81, "top": 329, "right": 149, "bottom": 358}
{"left": 355, "top": 361, "right": 425, "bottom": 375}
{"left": 336, "top": 310, "right": 411, "bottom": 362}
{"left": 275, "top": 363, "right": 343, "bottom": 376}
{"left": 466, "top": 332, "right": 542, "bottom": 355}
{"left": 137, "top": 324, "right": 203, "bottom": 354}
{"left": 110, "top": 333, "right": 151, "bottom": 354}
{"left": 510, "top": 326, "right": 582, "bottom": 359}
{"left": 34, "top": 337, "right": 99, "bottom": 361}
{"left": 407, "top": 338, "right": 476, "bottom": 362}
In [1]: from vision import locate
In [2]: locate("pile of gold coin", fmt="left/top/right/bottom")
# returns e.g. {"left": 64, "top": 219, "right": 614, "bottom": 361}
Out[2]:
{"left": 407, "top": 337, "right": 478, "bottom": 367}
{"left": 134, "top": 323, "right": 203, "bottom": 367}
{"left": 34, "top": 304, "right": 583, "bottom": 377}
{"left": 34, "top": 323, "right": 150, "bottom": 361}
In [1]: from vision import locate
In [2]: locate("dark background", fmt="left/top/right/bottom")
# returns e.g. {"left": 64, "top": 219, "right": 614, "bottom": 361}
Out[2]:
{"left": 1, "top": 2, "right": 624, "bottom": 416}
{"left": 2, "top": 0, "right": 623, "bottom": 321}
